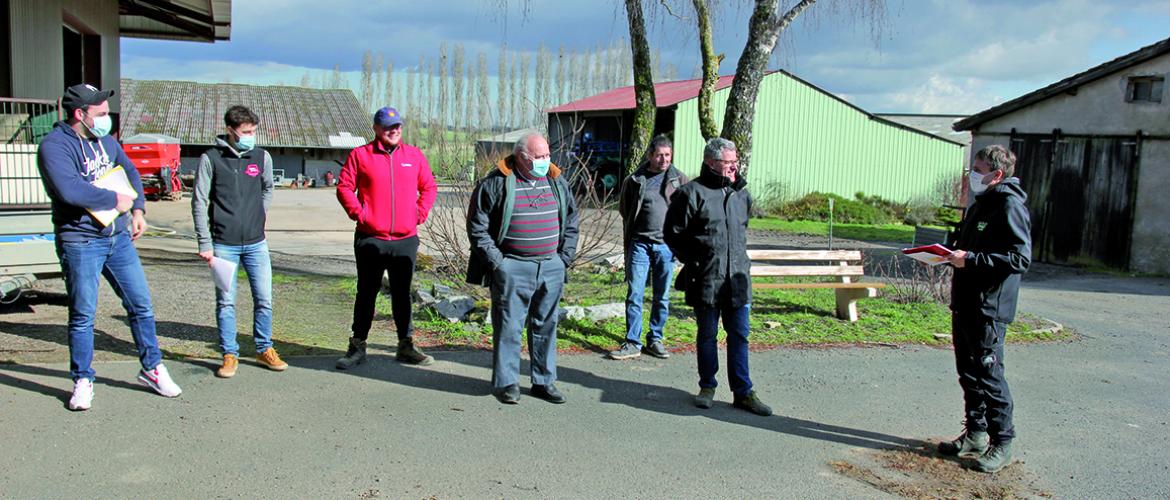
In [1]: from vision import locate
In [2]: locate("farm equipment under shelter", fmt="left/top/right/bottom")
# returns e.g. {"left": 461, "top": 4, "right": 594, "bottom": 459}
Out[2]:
{"left": 122, "top": 133, "right": 183, "bottom": 201}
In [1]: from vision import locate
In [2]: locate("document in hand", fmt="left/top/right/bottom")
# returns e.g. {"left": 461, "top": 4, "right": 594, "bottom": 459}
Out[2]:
{"left": 87, "top": 166, "right": 139, "bottom": 227}
{"left": 209, "top": 256, "right": 238, "bottom": 293}
{"left": 902, "top": 243, "right": 953, "bottom": 266}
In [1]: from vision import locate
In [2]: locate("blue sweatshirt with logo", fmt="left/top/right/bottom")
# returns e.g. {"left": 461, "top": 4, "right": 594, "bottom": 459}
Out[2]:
{"left": 36, "top": 121, "right": 146, "bottom": 242}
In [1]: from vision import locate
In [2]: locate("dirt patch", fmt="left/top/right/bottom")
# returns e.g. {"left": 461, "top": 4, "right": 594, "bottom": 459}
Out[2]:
{"left": 830, "top": 442, "right": 1052, "bottom": 499}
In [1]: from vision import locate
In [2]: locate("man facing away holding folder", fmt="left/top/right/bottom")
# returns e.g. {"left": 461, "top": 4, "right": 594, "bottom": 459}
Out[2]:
{"left": 36, "top": 83, "right": 182, "bottom": 410}
{"left": 192, "top": 105, "right": 287, "bottom": 378}
{"left": 938, "top": 144, "right": 1031, "bottom": 473}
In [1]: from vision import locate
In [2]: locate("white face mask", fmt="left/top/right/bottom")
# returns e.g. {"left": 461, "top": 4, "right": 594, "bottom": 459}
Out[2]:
{"left": 969, "top": 170, "right": 989, "bottom": 194}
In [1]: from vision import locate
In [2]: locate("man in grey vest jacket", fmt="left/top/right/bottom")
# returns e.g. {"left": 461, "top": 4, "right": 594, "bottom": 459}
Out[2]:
{"left": 192, "top": 105, "right": 286, "bottom": 378}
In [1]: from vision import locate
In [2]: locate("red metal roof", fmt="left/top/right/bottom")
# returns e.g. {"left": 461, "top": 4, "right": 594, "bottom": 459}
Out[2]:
{"left": 547, "top": 75, "right": 736, "bottom": 113}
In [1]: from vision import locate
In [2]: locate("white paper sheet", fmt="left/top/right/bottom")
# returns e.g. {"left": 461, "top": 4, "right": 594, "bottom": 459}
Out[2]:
{"left": 209, "top": 256, "right": 237, "bottom": 292}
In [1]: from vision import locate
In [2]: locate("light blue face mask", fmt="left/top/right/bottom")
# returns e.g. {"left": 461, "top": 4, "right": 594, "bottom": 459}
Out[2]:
{"left": 86, "top": 114, "right": 112, "bottom": 138}
{"left": 235, "top": 134, "right": 256, "bottom": 152}
{"left": 969, "top": 170, "right": 989, "bottom": 194}
{"left": 530, "top": 158, "right": 551, "bottom": 177}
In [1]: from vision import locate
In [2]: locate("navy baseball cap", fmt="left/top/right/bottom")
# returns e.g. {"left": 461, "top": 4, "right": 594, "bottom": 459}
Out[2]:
{"left": 373, "top": 107, "right": 403, "bottom": 127}
{"left": 62, "top": 83, "right": 115, "bottom": 113}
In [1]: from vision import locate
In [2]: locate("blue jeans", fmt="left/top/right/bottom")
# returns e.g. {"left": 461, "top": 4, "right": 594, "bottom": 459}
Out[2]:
{"left": 213, "top": 240, "right": 274, "bottom": 356}
{"left": 56, "top": 231, "right": 162, "bottom": 381}
{"left": 624, "top": 241, "right": 674, "bottom": 347}
{"left": 694, "top": 303, "right": 753, "bottom": 396}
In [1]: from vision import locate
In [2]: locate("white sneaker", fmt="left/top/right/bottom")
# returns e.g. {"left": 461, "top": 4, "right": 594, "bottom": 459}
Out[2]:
{"left": 138, "top": 364, "right": 182, "bottom": 398}
{"left": 69, "top": 378, "right": 94, "bottom": 411}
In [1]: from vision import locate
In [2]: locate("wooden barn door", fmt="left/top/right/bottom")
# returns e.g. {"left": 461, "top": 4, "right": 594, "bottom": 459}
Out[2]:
{"left": 1011, "top": 134, "right": 1139, "bottom": 269}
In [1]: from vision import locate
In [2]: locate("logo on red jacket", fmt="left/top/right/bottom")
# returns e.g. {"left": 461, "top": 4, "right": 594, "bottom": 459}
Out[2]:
{"left": 245, "top": 164, "right": 260, "bottom": 177}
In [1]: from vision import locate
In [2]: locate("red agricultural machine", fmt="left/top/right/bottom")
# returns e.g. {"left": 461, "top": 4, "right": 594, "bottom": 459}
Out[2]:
{"left": 122, "top": 133, "right": 183, "bottom": 201}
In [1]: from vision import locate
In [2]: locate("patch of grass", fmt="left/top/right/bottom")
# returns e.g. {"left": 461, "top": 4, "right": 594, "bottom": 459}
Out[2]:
{"left": 749, "top": 217, "right": 927, "bottom": 244}
{"left": 272, "top": 270, "right": 1069, "bottom": 356}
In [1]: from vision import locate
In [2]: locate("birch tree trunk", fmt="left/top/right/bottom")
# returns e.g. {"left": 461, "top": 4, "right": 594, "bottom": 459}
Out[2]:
{"left": 721, "top": 0, "right": 817, "bottom": 176}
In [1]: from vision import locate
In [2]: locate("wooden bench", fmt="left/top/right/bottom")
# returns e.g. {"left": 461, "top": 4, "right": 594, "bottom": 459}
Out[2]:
{"left": 748, "top": 249, "right": 886, "bottom": 323}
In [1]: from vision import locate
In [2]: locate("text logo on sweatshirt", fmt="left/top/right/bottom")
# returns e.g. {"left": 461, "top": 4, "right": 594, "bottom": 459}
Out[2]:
{"left": 245, "top": 164, "right": 260, "bottom": 177}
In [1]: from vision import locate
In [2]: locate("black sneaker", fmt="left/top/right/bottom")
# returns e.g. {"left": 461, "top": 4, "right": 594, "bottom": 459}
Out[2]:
{"left": 494, "top": 384, "right": 520, "bottom": 404}
{"left": 396, "top": 339, "right": 434, "bottom": 366}
{"left": 531, "top": 383, "right": 566, "bottom": 404}
{"left": 732, "top": 391, "right": 773, "bottom": 416}
{"left": 641, "top": 341, "right": 670, "bottom": 359}
{"left": 694, "top": 387, "right": 715, "bottom": 409}
{"left": 607, "top": 342, "right": 641, "bottom": 360}
{"left": 938, "top": 428, "right": 990, "bottom": 458}
{"left": 975, "top": 441, "right": 1014, "bottom": 473}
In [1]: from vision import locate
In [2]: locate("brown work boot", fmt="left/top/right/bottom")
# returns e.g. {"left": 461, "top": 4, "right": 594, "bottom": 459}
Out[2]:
{"left": 216, "top": 354, "right": 238, "bottom": 378}
{"left": 396, "top": 339, "right": 434, "bottom": 366}
{"left": 256, "top": 347, "right": 288, "bottom": 371}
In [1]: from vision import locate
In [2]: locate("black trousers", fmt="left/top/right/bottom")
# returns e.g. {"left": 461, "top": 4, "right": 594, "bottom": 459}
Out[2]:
{"left": 352, "top": 233, "right": 418, "bottom": 341}
{"left": 952, "top": 313, "right": 1015, "bottom": 442}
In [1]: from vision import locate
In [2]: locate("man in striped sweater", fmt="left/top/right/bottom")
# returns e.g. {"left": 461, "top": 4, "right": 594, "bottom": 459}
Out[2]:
{"left": 466, "top": 132, "right": 579, "bottom": 405}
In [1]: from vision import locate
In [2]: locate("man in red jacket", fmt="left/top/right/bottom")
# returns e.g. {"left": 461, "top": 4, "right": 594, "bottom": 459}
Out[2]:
{"left": 335, "top": 107, "right": 438, "bottom": 369}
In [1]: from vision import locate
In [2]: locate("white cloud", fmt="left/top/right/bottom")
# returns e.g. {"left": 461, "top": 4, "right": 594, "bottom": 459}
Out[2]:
{"left": 886, "top": 75, "right": 1004, "bottom": 114}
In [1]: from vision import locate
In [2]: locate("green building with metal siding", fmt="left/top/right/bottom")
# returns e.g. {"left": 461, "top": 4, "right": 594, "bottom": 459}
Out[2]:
{"left": 548, "top": 71, "right": 964, "bottom": 204}
{"left": 672, "top": 71, "right": 964, "bottom": 202}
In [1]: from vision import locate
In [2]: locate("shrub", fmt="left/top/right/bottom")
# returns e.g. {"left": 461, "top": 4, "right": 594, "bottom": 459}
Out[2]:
{"left": 773, "top": 192, "right": 897, "bottom": 224}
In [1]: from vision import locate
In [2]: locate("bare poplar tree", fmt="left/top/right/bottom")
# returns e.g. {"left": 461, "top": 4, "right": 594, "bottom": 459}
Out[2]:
{"left": 390, "top": 60, "right": 400, "bottom": 108}
{"left": 374, "top": 52, "right": 385, "bottom": 108}
{"left": 439, "top": 43, "right": 450, "bottom": 127}
{"left": 593, "top": 44, "right": 606, "bottom": 94}
{"left": 452, "top": 43, "right": 466, "bottom": 131}
{"left": 534, "top": 44, "right": 547, "bottom": 124}
{"left": 405, "top": 64, "right": 417, "bottom": 126}
{"left": 425, "top": 57, "right": 435, "bottom": 125}
{"left": 508, "top": 52, "right": 519, "bottom": 129}
{"left": 299, "top": 71, "right": 312, "bottom": 89}
{"left": 497, "top": 44, "right": 507, "bottom": 131}
{"left": 478, "top": 52, "right": 492, "bottom": 132}
{"left": 360, "top": 50, "right": 374, "bottom": 111}
{"left": 465, "top": 59, "right": 477, "bottom": 133}
{"left": 555, "top": 45, "right": 567, "bottom": 106}
{"left": 519, "top": 52, "right": 531, "bottom": 126}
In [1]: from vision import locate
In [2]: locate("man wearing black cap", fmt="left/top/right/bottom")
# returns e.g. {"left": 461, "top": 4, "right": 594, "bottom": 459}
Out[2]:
{"left": 335, "top": 107, "right": 438, "bottom": 369}
{"left": 36, "top": 83, "right": 183, "bottom": 410}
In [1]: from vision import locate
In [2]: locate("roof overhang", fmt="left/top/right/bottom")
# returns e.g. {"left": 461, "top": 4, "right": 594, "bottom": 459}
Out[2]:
{"left": 119, "top": 0, "right": 231, "bottom": 43}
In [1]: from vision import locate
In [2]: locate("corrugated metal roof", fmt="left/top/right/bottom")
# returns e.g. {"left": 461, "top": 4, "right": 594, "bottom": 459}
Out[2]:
{"left": 954, "top": 35, "right": 1170, "bottom": 131}
{"left": 119, "top": 0, "right": 232, "bottom": 42}
{"left": 876, "top": 114, "right": 971, "bottom": 145}
{"left": 476, "top": 128, "right": 541, "bottom": 144}
{"left": 119, "top": 79, "right": 373, "bottom": 148}
{"left": 547, "top": 75, "right": 736, "bottom": 113}
{"left": 672, "top": 72, "right": 965, "bottom": 203}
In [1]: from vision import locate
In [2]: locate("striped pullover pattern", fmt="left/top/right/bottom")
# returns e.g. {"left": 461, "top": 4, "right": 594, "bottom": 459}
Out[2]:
{"left": 502, "top": 175, "right": 560, "bottom": 259}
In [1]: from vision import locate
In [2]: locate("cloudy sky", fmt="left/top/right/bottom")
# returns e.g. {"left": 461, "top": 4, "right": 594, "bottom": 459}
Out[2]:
{"left": 122, "top": 0, "right": 1170, "bottom": 114}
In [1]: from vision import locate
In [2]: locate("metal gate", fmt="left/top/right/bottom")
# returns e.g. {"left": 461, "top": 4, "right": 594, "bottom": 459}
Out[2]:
{"left": 1011, "top": 133, "right": 1140, "bottom": 269}
{"left": 1, "top": 98, "right": 59, "bottom": 207}
{"left": 1, "top": 98, "right": 63, "bottom": 294}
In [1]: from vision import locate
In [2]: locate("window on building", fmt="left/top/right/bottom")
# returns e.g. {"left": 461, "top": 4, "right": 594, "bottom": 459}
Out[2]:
{"left": 1127, "top": 76, "right": 1164, "bottom": 103}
